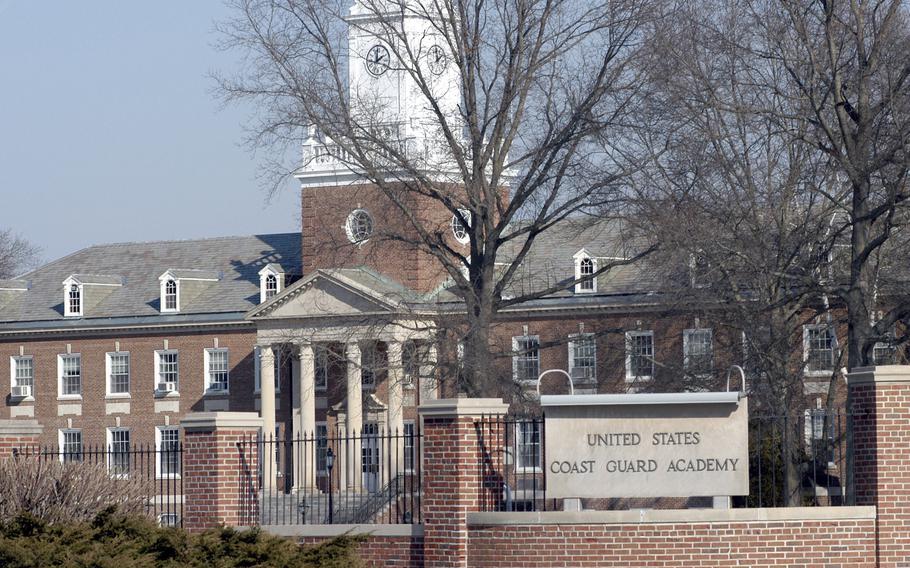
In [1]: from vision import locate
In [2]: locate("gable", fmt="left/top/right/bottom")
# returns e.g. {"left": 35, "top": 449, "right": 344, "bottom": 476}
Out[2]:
{"left": 251, "top": 276, "right": 392, "bottom": 320}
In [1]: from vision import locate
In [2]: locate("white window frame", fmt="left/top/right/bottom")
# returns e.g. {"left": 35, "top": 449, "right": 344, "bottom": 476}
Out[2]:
{"left": 625, "top": 330, "right": 654, "bottom": 382}
{"left": 403, "top": 420, "right": 416, "bottom": 473}
{"left": 451, "top": 209, "right": 471, "bottom": 245}
{"left": 155, "top": 426, "right": 181, "bottom": 479}
{"left": 63, "top": 281, "right": 83, "bottom": 317}
{"left": 160, "top": 278, "right": 179, "bottom": 313}
{"left": 107, "top": 427, "right": 131, "bottom": 478}
{"left": 57, "top": 353, "right": 82, "bottom": 399}
{"left": 154, "top": 349, "right": 180, "bottom": 394}
{"left": 58, "top": 428, "right": 83, "bottom": 463}
{"left": 10, "top": 356, "right": 34, "bottom": 400}
{"left": 803, "top": 324, "right": 834, "bottom": 377}
{"left": 573, "top": 250, "right": 598, "bottom": 294}
{"left": 568, "top": 333, "right": 596, "bottom": 383}
{"left": 683, "top": 328, "right": 714, "bottom": 377}
{"left": 515, "top": 420, "right": 542, "bottom": 472}
{"left": 205, "top": 348, "right": 230, "bottom": 394}
{"left": 105, "top": 351, "right": 131, "bottom": 397}
{"left": 253, "top": 346, "right": 282, "bottom": 393}
{"left": 512, "top": 335, "right": 540, "bottom": 385}
{"left": 258, "top": 268, "right": 284, "bottom": 303}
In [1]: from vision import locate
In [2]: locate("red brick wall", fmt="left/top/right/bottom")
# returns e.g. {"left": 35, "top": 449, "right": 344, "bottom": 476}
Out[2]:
{"left": 467, "top": 520, "right": 876, "bottom": 567}
{"left": 299, "top": 535, "right": 424, "bottom": 568}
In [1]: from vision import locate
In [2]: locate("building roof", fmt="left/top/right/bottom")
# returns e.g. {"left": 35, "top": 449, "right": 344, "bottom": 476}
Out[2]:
{"left": 0, "top": 233, "right": 301, "bottom": 328}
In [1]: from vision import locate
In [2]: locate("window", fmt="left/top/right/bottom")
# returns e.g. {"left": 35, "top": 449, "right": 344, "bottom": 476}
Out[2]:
{"left": 106, "top": 352, "right": 130, "bottom": 396}
{"left": 206, "top": 348, "right": 229, "bottom": 392}
{"left": 316, "top": 423, "right": 328, "bottom": 475}
{"left": 451, "top": 209, "right": 471, "bottom": 244}
{"left": 156, "top": 426, "right": 180, "bottom": 478}
{"left": 804, "top": 325, "right": 834, "bottom": 375}
{"left": 512, "top": 335, "right": 540, "bottom": 383}
{"left": 515, "top": 420, "right": 541, "bottom": 471}
{"left": 683, "top": 329, "right": 713, "bottom": 376}
{"left": 58, "top": 354, "right": 82, "bottom": 397}
{"left": 315, "top": 347, "right": 328, "bottom": 391}
{"left": 573, "top": 252, "right": 598, "bottom": 293}
{"left": 59, "top": 429, "right": 82, "bottom": 463}
{"left": 163, "top": 279, "right": 178, "bottom": 311}
{"left": 155, "top": 350, "right": 179, "bottom": 393}
{"left": 108, "top": 428, "right": 131, "bottom": 477}
{"left": 568, "top": 334, "right": 596, "bottom": 383}
{"left": 403, "top": 342, "right": 419, "bottom": 388}
{"left": 345, "top": 209, "right": 374, "bottom": 243}
{"left": 404, "top": 421, "right": 416, "bottom": 472}
{"left": 625, "top": 331, "right": 654, "bottom": 381}
{"left": 253, "top": 347, "right": 281, "bottom": 393}
{"left": 158, "top": 514, "right": 180, "bottom": 528}
{"left": 11, "top": 356, "right": 34, "bottom": 397}
{"left": 65, "top": 283, "right": 82, "bottom": 316}
{"left": 264, "top": 274, "right": 278, "bottom": 299}
{"left": 873, "top": 340, "right": 897, "bottom": 366}
{"left": 361, "top": 344, "right": 377, "bottom": 390}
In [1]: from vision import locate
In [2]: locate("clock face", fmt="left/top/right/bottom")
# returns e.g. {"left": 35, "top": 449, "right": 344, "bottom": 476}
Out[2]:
{"left": 365, "top": 44, "right": 390, "bottom": 77}
{"left": 427, "top": 44, "right": 447, "bottom": 75}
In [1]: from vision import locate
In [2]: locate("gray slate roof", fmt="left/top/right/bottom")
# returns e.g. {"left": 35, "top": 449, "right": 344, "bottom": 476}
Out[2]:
{"left": 0, "top": 233, "right": 301, "bottom": 326}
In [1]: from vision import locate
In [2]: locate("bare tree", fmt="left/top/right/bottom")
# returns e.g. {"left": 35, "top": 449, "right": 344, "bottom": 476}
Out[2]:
{"left": 216, "top": 0, "right": 658, "bottom": 394}
{"left": 0, "top": 229, "right": 40, "bottom": 280}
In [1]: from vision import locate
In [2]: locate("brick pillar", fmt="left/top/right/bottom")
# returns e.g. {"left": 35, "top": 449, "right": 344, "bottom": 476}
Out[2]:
{"left": 848, "top": 365, "right": 910, "bottom": 567}
{"left": 180, "top": 412, "right": 263, "bottom": 532}
{"left": 0, "top": 420, "right": 42, "bottom": 456}
{"left": 418, "top": 398, "right": 509, "bottom": 568}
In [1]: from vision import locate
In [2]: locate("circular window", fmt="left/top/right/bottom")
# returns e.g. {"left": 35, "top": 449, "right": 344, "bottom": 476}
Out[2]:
{"left": 451, "top": 209, "right": 471, "bottom": 244}
{"left": 345, "top": 209, "right": 374, "bottom": 243}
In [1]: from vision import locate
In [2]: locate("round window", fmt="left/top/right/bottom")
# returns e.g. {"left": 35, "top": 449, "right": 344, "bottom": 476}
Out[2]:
{"left": 451, "top": 209, "right": 471, "bottom": 244}
{"left": 345, "top": 209, "right": 374, "bottom": 243}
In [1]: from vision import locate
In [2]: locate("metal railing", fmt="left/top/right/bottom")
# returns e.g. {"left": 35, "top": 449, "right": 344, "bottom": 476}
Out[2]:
{"left": 478, "top": 415, "right": 550, "bottom": 512}
{"left": 246, "top": 427, "right": 422, "bottom": 525}
{"left": 13, "top": 443, "right": 184, "bottom": 526}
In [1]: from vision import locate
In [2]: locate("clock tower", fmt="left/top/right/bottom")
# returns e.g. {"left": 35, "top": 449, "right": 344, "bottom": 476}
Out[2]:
{"left": 296, "top": 1, "right": 467, "bottom": 292}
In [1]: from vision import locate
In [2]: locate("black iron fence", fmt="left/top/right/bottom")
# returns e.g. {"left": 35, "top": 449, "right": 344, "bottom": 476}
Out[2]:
{"left": 247, "top": 426, "right": 422, "bottom": 525}
{"left": 13, "top": 443, "right": 183, "bottom": 527}
{"left": 477, "top": 411, "right": 853, "bottom": 512}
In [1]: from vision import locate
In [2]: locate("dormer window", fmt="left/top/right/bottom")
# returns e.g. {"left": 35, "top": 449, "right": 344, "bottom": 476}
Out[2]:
{"left": 67, "top": 284, "right": 82, "bottom": 316}
{"left": 258, "top": 265, "right": 286, "bottom": 303}
{"left": 164, "top": 280, "right": 178, "bottom": 311}
{"left": 573, "top": 250, "right": 597, "bottom": 294}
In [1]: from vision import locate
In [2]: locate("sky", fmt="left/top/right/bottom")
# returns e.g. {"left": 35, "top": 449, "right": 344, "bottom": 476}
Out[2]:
{"left": 0, "top": 1, "right": 301, "bottom": 266}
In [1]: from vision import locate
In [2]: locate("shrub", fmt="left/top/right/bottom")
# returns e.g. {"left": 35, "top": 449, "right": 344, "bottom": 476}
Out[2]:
{"left": 0, "top": 457, "right": 149, "bottom": 523}
{"left": 0, "top": 509, "right": 366, "bottom": 568}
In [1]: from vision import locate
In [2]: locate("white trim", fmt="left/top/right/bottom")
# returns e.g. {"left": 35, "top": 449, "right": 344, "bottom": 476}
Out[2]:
{"left": 105, "top": 351, "right": 131, "bottom": 397}
{"left": 160, "top": 278, "right": 180, "bottom": 313}
{"left": 451, "top": 209, "right": 471, "bottom": 245}
{"left": 512, "top": 335, "right": 540, "bottom": 385}
{"left": 803, "top": 324, "right": 834, "bottom": 377}
{"left": 10, "top": 355, "right": 35, "bottom": 401}
{"left": 567, "top": 333, "right": 596, "bottom": 384}
{"left": 344, "top": 208, "right": 374, "bottom": 244}
{"left": 106, "top": 427, "right": 131, "bottom": 478}
{"left": 58, "top": 428, "right": 82, "bottom": 463}
{"left": 258, "top": 266, "right": 285, "bottom": 304}
{"left": 403, "top": 420, "right": 416, "bottom": 473}
{"left": 682, "top": 328, "right": 713, "bottom": 376}
{"left": 154, "top": 349, "right": 180, "bottom": 395}
{"left": 573, "top": 251, "right": 597, "bottom": 294}
{"left": 624, "top": 330, "right": 654, "bottom": 382}
{"left": 515, "top": 420, "right": 542, "bottom": 473}
{"left": 62, "top": 279, "right": 83, "bottom": 317}
{"left": 57, "top": 353, "right": 82, "bottom": 399}
{"left": 155, "top": 425, "right": 182, "bottom": 479}
{"left": 204, "top": 347, "right": 230, "bottom": 394}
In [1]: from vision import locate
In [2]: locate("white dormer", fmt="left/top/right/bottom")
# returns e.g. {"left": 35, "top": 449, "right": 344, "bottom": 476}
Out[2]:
{"left": 63, "top": 278, "right": 82, "bottom": 317}
{"left": 158, "top": 269, "right": 221, "bottom": 313}
{"left": 62, "top": 274, "right": 123, "bottom": 318}
{"left": 573, "top": 249, "right": 598, "bottom": 294}
{"left": 258, "top": 264, "right": 286, "bottom": 303}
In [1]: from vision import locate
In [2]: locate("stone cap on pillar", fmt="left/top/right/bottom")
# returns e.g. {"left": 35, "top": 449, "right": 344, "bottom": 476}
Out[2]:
{"left": 180, "top": 412, "right": 264, "bottom": 432}
{"left": 418, "top": 398, "right": 510, "bottom": 418}
{"left": 847, "top": 365, "right": 910, "bottom": 386}
{"left": 0, "top": 419, "right": 43, "bottom": 436}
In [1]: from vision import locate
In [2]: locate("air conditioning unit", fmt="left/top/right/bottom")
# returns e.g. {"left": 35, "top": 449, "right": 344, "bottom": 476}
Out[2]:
{"left": 11, "top": 385, "right": 32, "bottom": 398}
{"left": 157, "top": 381, "right": 177, "bottom": 393}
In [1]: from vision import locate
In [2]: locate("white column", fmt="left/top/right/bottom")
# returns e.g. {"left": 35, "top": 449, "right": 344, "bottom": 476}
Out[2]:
{"left": 298, "top": 342, "right": 316, "bottom": 489}
{"left": 387, "top": 341, "right": 405, "bottom": 480}
{"left": 260, "top": 345, "right": 277, "bottom": 492}
{"left": 420, "top": 343, "right": 439, "bottom": 402}
{"left": 345, "top": 342, "right": 363, "bottom": 491}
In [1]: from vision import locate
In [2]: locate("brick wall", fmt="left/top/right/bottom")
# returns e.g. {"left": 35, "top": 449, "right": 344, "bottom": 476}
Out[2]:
{"left": 299, "top": 535, "right": 424, "bottom": 568}
{"left": 467, "top": 518, "right": 876, "bottom": 567}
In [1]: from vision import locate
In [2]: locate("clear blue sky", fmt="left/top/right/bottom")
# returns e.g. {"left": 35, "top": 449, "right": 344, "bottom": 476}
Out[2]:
{"left": 0, "top": 1, "right": 300, "bottom": 264}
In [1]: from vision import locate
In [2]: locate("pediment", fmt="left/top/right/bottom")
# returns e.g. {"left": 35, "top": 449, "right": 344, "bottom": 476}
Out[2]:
{"left": 248, "top": 272, "right": 394, "bottom": 320}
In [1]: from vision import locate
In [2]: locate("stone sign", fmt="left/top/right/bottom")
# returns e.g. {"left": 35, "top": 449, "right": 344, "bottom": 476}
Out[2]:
{"left": 540, "top": 392, "right": 749, "bottom": 499}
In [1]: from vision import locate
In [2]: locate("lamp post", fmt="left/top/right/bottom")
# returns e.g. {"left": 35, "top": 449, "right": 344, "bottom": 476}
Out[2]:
{"left": 325, "top": 447, "right": 335, "bottom": 524}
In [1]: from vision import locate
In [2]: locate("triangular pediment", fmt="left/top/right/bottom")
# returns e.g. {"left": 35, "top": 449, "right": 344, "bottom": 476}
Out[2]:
{"left": 247, "top": 270, "right": 396, "bottom": 320}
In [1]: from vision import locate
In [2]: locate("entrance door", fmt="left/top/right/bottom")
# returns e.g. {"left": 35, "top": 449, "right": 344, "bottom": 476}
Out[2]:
{"left": 362, "top": 423, "right": 380, "bottom": 492}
